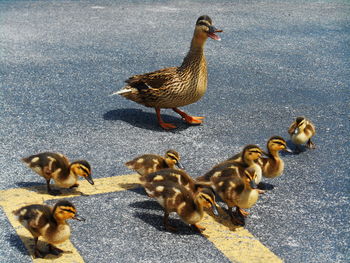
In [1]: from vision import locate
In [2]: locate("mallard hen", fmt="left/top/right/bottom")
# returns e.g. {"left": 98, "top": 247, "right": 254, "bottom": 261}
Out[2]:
{"left": 112, "top": 15, "right": 222, "bottom": 129}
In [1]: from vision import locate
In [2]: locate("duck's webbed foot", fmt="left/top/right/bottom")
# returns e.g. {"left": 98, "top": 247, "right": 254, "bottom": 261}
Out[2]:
{"left": 173, "top": 108, "right": 204, "bottom": 125}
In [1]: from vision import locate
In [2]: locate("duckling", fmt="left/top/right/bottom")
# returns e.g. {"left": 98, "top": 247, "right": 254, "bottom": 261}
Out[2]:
{"left": 141, "top": 168, "right": 195, "bottom": 191}
{"left": 226, "top": 144, "right": 264, "bottom": 185}
{"left": 288, "top": 117, "right": 316, "bottom": 152}
{"left": 143, "top": 181, "right": 219, "bottom": 232}
{"left": 22, "top": 152, "right": 94, "bottom": 195}
{"left": 258, "top": 136, "right": 292, "bottom": 179}
{"left": 111, "top": 15, "right": 222, "bottom": 129}
{"left": 197, "top": 164, "right": 259, "bottom": 226}
{"left": 13, "top": 200, "right": 85, "bottom": 258}
{"left": 125, "top": 149, "right": 183, "bottom": 177}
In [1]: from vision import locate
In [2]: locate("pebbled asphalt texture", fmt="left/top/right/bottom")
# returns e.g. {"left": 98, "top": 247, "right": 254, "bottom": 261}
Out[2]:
{"left": 0, "top": 0, "right": 349, "bottom": 262}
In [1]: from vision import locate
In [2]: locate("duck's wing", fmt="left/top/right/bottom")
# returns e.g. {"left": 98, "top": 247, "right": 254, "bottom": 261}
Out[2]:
{"left": 125, "top": 67, "right": 178, "bottom": 91}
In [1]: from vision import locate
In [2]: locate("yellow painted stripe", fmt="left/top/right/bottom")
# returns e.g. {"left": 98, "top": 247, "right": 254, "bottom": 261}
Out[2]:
{"left": 0, "top": 174, "right": 140, "bottom": 262}
{"left": 201, "top": 209, "right": 282, "bottom": 263}
{"left": 0, "top": 174, "right": 282, "bottom": 263}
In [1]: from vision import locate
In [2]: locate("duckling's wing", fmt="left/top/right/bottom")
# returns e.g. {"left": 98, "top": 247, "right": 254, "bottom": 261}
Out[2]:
{"left": 15, "top": 205, "right": 51, "bottom": 232}
{"left": 126, "top": 67, "right": 178, "bottom": 91}
{"left": 288, "top": 122, "right": 298, "bottom": 135}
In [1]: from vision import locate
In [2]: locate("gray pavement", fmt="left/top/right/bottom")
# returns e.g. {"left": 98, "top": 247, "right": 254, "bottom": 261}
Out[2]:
{"left": 1, "top": 0, "right": 349, "bottom": 262}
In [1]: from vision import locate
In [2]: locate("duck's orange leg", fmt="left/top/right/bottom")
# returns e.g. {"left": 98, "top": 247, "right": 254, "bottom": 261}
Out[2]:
{"left": 155, "top": 108, "right": 176, "bottom": 129}
{"left": 172, "top": 108, "right": 204, "bottom": 125}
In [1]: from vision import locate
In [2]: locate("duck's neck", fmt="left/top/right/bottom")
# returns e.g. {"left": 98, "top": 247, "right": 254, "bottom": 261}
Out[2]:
{"left": 179, "top": 36, "right": 207, "bottom": 71}
{"left": 268, "top": 150, "right": 280, "bottom": 160}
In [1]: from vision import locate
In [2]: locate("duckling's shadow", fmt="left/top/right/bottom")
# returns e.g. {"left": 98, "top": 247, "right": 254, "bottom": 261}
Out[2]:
{"left": 7, "top": 233, "right": 28, "bottom": 256}
{"left": 129, "top": 199, "right": 163, "bottom": 211}
{"left": 133, "top": 211, "right": 200, "bottom": 236}
{"left": 7, "top": 234, "right": 68, "bottom": 259}
{"left": 118, "top": 184, "right": 147, "bottom": 197}
{"left": 15, "top": 182, "right": 85, "bottom": 197}
{"left": 103, "top": 108, "right": 190, "bottom": 132}
{"left": 283, "top": 140, "right": 306, "bottom": 155}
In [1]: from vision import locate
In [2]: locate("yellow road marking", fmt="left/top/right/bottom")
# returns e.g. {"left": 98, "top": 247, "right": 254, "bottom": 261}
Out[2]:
{"left": 0, "top": 174, "right": 282, "bottom": 263}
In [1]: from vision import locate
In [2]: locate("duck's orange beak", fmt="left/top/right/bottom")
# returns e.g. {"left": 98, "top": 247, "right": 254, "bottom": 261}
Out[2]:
{"left": 208, "top": 25, "right": 223, "bottom": 41}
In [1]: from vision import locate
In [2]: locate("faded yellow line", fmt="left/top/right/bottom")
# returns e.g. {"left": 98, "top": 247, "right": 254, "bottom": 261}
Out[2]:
{"left": 201, "top": 209, "right": 282, "bottom": 263}
{"left": 0, "top": 174, "right": 282, "bottom": 263}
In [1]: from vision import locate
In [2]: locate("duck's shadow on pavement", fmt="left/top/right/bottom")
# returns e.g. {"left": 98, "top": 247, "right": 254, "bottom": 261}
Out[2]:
{"left": 103, "top": 108, "right": 190, "bottom": 132}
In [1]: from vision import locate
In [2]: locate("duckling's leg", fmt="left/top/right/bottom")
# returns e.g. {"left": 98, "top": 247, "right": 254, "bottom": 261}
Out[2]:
{"left": 228, "top": 207, "right": 245, "bottom": 226}
{"left": 163, "top": 211, "right": 177, "bottom": 232}
{"left": 155, "top": 108, "right": 176, "bottom": 129}
{"left": 237, "top": 208, "right": 250, "bottom": 217}
{"left": 48, "top": 244, "right": 64, "bottom": 255}
{"left": 33, "top": 237, "right": 46, "bottom": 258}
{"left": 46, "top": 179, "right": 61, "bottom": 196}
{"left": 306, "top": 139, "right": 316, "bottom": 149}
{"left": 172, "top": 108, "right": 204, "bottom": 125}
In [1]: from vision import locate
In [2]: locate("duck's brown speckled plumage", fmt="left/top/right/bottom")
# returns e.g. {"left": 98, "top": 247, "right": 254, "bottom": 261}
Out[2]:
{"left": 113, "top": 15, "right": 222, "bottom": 129}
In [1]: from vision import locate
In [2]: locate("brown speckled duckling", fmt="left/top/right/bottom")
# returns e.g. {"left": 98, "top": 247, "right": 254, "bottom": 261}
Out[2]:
{"left": 125, "top": 150, "right": 183, "bottom": 177}
{"left": 13, "top": 200, "right": 85, "bottom": 258}
{"left": 143, "top": 181, "right": 219, "bottom": 232}
{"left": 288, "top": 117, "right": 316, "bottom": 153}
{"left": 22, "top": 152, "right": 94, "bottom": 195}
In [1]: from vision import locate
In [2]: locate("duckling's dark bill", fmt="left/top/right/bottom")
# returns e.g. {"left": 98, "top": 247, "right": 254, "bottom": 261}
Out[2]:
{"left": 72, "top": 214, "right": 86, "bottom": 221}
{"left": 212, "top": 204, "right": 219, "bottom": 216}
{"left": 85, "top": 175, "right": 95, "bottom": 185}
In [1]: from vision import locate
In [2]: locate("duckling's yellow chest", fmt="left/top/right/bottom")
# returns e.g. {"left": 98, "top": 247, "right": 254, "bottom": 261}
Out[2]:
{"left": 251, "top": 163, "right": 262, "bottom": 184}
{"left": 291, "top": 132, "right": 309, "bottom": 145}
{"left": 41, "top": 223, "right": 71, "bottom": 244}
{"left": 263, "top": 159, "right": 284, "bottom": 178}
{"left": 236, "top": 189, "right": 259, "bottom": 209}
{"left": 54, "top": 173, "right": 78, "bottom": 188}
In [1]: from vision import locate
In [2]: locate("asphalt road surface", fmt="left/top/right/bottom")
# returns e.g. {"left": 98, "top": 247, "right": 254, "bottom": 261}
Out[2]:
{"left": 0, "top": 1, "right": 349, "bottom": 262}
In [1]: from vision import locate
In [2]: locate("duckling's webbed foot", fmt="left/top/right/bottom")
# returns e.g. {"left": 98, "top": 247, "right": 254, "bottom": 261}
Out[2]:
{"left": 33, "top": 248, "right": 47, "bottom": 258}
{"left": 69, "top": 184, "right": 79, "bottom": 189}
{"left": 46, "top": 180, "right": 61, "bottom": 195}
{"left": 48, "top": 244, "right": 64, "bottom": 255}
{"left": 172, "top": 108, "right": 204, "bottom": 125}
{"left": 192, "top": 223, "right": 206, "bottom": 233}
{"left": 48, "top": 189, "right": 61, "bottom": 196}
{"left": 306, "top": 139, "right": 316, "bottom": 149}
{"left": 228, "top": 207, "right": 245, "bottom": 226}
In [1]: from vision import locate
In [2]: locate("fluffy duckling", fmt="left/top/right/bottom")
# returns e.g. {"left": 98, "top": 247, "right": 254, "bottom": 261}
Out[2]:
{"left": 22, "top": 152, "right": 94, "bottom": 195}
{"left": 112, "top": 15, "right": 222, "bottom": 129}
{"left": 226, "top": 144, "right": 264, "bottom": 185}
{"left": 288, "top": 117, "right": 316, "bottom": 152}
{"left": 13, "top": 200, "right": 85, "bottom": 258}
{"left": 143, "top": 181, "right": 219, "bottom": 232}
{"left": 125, "top": 150, "right": 183, "bottom": 177}
{"left": 141, "top": 168, "right": 195, "bottom": 191}
{"left": 258, "top": 136, "right": 292, "bottom": 179}
{"left": 197, "top": 164, "right": 259, "bottom": 226}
